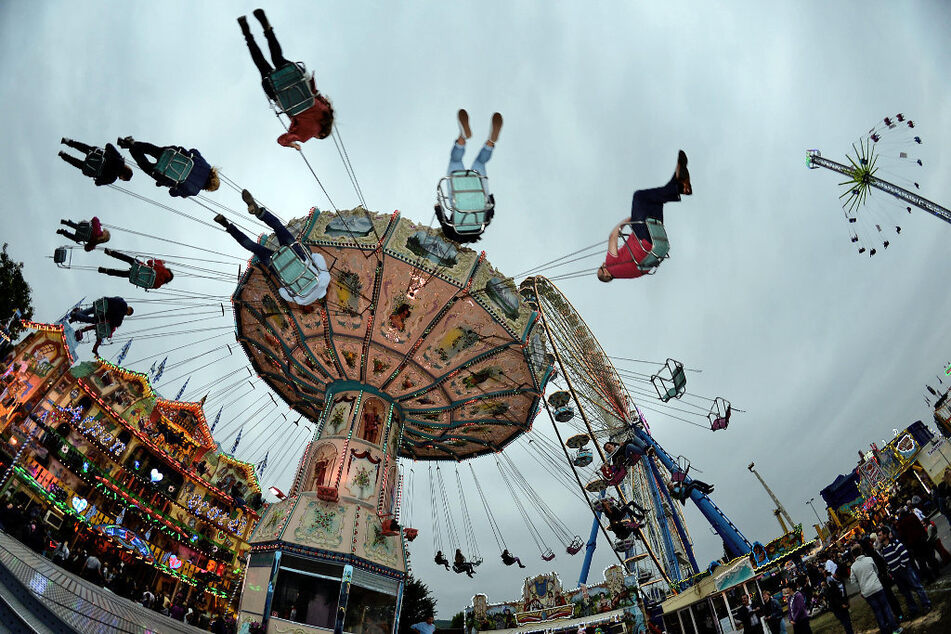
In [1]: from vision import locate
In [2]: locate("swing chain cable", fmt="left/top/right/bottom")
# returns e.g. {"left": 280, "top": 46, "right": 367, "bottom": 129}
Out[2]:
{"left": 514, "top": 240, "right": 603, "bottom": 278}
{"left": 428, "top": 464, "right": 444, "bottom": 555}
{"left": 494, "top": 455, "right": 548, "bottom": 556}
{"left": 331, "top": 125, "right": 367, "bottom": 209}
{"left": 454, "top": 465, "right": 480, "bottom": 561}
{"left": 499, "top": 452, "right": 573, "bottom": 547}
{"left": 435, "top": 465, "right": 461, "bottom": 552}
{"left": 469, "top": 463, "right": 507, "bottom": 553}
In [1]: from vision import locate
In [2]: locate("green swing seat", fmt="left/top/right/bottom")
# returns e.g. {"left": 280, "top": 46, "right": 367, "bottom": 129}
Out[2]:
{"left": 652, "top": 358, "right": 686, "bottom": 402}
{"left": 128, "top": 262, "right": 157, "bottom": 289}
{"left": 438, "top": 170, "right": 493, "bottom": 236}
{"left": 268, "top": 64, "right": 316, "bottom": 116}
{"left": 155, "top": 148, "right": 194, "bottom": 184}
{"left": 92, "top": 298, "right": 113, "bottom": 340}
{"left": 636, "top": 219, "right": 670, "bottom": 271}
{"left": 271, "top": 245, "right": 320, "bottom": 298}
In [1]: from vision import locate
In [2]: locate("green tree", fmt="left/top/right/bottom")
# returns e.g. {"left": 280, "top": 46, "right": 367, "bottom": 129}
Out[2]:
{"left": 450, "top": 612, "right": 464, "bottom": 628}
{"left": 399, "top": 574, "right": 437, "bottom": 634}
{"left": 0, "top": 244, "right": 34, "bottom": 341}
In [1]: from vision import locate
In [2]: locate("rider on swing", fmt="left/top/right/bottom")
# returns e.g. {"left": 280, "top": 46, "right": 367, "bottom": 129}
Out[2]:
{"left": 238, "top": 9, "right": 334, "bottom": 149}
{"left": 117, "top": 136, "right": 219, "bottom": 198}
{"left": 97, "top": 249, "right": 174, "bottom": 290}
{"left": 597, "top": 151, "right": 692, "bottom": 282}
{"left": 58, "top": 139, "right": 132, "bottom": 186}
{"left": 57, "top": 217, "right": 111, "bottom": 252}
{"left": 68, "top": 297, "right": 134, "bottom": 357}
{"left": 215, "top": 189, "right": 330, "bottom": 306}
{"left": 501, "top": 549, "right": 526, "bottom": 569}
{"left": 454, "top": 548, "right": 475, "bottom": 578}
{"left": 434, "top": 550, "right": 450, "bottom": 571}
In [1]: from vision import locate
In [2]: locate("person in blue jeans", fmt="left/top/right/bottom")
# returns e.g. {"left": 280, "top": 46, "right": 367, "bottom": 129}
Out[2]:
{"left": 877, "top": 529, "right": 931, "bottom": 617}
{"left": 214, "top": 189, "right": 330, "bottom": 305}
{"left": 850, "top": 544, "right": 900, "bottom": 634}
{"left": 68, "top": 297, "right": 134, "bottom": 356}
{"left": 436, "top": 109, "right": 503, "bottom": 243}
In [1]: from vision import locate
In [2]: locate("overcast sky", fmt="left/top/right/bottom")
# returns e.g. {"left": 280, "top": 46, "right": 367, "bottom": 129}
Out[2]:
{"left": 2, "top": 0, "right": 950, "bottom": 617}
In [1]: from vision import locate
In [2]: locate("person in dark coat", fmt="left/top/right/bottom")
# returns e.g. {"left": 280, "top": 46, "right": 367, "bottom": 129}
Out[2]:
{"left": 117, "top": 136, "right": 219, "bottom": 197}
{"left": 58, "top": 138, "right": 132, "bottom": 185}
{"left": 69, "top": 296, "right": 134, "bottom": 356}
{"left": 895, "top": 507, "right": 941, "bottom": 581}
{"left": 823, "top": 573, "right": 854, "bottom": 634}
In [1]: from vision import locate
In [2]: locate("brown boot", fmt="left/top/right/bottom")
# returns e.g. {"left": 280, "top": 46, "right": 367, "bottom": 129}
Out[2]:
{"left": 242, "top": 189, "right": 264, "bottom": 217}
{"left": 675, "top": 150, "right": 691, "bottom": 195}
{"left": 457, "top": 109, "right": 472, "bottom": 141}
{"left": 488, "top": 113, "right": 503, "bottom": 145}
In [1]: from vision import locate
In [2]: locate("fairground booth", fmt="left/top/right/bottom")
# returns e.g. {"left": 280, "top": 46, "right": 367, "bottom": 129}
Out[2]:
{"left": 0, "top": 321, "right": 262, "bottom": 613}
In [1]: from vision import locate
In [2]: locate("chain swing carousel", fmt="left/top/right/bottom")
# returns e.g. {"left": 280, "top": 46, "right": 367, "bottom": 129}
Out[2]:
{"left": 233, "top": 208, "right": 554, "bottom": 634}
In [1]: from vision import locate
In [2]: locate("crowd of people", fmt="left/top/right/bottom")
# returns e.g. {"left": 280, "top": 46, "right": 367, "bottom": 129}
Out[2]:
{"left": 738, "top": 488, "right": 950, "bottom": 634}
{"left": 0, "top": 491, "right": 239, "bottom": 632}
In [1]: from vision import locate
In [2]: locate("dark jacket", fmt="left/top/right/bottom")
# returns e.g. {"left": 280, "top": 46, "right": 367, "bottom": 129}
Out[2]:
{"left": 94, "top": 144, "right": 127, "bottom": 186}
{"left": 103, "top": 297, "right": 129, "bottom": 329}
{"left": 169, "top": 148, "right": 212, "bottom": 198}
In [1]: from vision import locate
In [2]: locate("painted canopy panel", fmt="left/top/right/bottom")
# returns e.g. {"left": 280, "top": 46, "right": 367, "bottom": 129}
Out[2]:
{"left": 233, "top": 209, "right": 551, "bottom": 460}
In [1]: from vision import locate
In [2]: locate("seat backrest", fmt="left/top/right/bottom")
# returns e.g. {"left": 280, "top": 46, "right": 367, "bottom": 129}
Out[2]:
{"left": 637, "top": 219, "right": 670, "bottom": 271}
{"left": 447, "top": 172, "right": 490, "bottom": 233}
{"left": 129, "top": 263, "right": 158, "bottom": 289}
{"left": 672, "top": 366, "right": 686, "bottom": 390}
{"left": 269, "top": 64, "right": 315, "bottom": 116}
{"left": 95, "top": 322, "right": 112, "bottom": 340}
{"left": 93, "top": 298, "right": 109, "bottom": 319}
{"left": 53, "top": 247, "right": 68, "bottom": 264}
{"left": 155, "top": 149, "right": 194, "bottom": 184}
{"left": 82, "top": 150, "right": 105, "bottom": 178}
{"left": 271, "top": 245, "right": 319, "bottom": 297}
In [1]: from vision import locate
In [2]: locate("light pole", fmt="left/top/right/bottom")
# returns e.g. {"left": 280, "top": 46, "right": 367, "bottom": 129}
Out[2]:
{"left": 805, "top": 497, "right": 824, "bottom": 538}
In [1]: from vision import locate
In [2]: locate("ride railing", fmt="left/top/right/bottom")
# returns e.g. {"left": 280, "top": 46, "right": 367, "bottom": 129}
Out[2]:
{"left": 0, "top": 531, "right": 203, "bottom": 633}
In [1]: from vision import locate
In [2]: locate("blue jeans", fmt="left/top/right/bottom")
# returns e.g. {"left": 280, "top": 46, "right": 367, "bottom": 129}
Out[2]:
{"left": 448, "top": 141, "right": 493, "bottom": 176}
{"left": 865, "top": 590, "right": 899, "bottom": 634}
{"left": 629, "top": 178, "right": 681, "bottom": 241}
{"left": 71, "top": 307, "right": 97, "bottom": 324}
{"left": 892, "top": 566, "right": 931, "bottom": 615}
{"left": 225, "top": 208, "right": 298, "bottom": 266}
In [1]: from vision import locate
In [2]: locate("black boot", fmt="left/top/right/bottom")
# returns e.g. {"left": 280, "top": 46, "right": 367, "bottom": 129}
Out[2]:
{"left": 237, "top": 15, "right": 251, "bottom": 35}
{"left": 213, "top": 214, "right": 230, "bottom": 228}
{"left": 253, "top": 8, "right": 270, "bottom": 29}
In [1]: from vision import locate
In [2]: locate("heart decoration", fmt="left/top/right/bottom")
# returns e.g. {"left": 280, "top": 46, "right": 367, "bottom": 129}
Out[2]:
{"left": 71, "top": 497, "right": 88, "bottom": 514}
{"left": 150, "top": 468, "right": 164, "bottom": 483}
{"left": 167, "top": 554, "right": 182, "bottom": 570}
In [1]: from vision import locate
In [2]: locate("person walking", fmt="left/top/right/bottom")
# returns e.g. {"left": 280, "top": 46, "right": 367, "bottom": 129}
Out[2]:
{"left": 784, "top": 582, "right": 812, "bottom": 634}
{"left": 761, "top": 591, "right": 784, "bottom": 634}
{"left": 877, "top": 530, "right": 932, "bottom": 618}
{"left": 849, "top": 544, "right": 900, "bottom": 634}
{"left": 823, "top": 573, "right": 854, "bottom": 634}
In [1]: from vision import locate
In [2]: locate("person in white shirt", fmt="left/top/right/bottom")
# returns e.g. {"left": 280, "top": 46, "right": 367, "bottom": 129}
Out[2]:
{"left": 823, "top": 557, "right": 838, "bottom": 576}
{"left": 849, "top": 544, "right": 900, "bottom": 634}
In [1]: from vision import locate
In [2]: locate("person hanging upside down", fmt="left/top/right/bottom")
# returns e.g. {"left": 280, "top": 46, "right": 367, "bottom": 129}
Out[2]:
{"left": 97, "top": 249, "right": 174, "bottom": 290}
{"left": 237, "top": 9, "right": 334, "bottom": 149}
{"left": 57, "top": 217, "right": 110, "bottom": 252}
{"left": 501, "top": 549, "right": 526, "bottom": 569}
{"left": 600, "top": 498, "right": 646, "bottom": 539}
{"left": 215, "top": 189, "right": 330, "bottom": 305}
{"left": 668, "top": 477, "right": 714, "bottom": 503}
{"left": 454, "top": 548, "right": 475, "bottom": 577}
{"left": 434, "top": 550, "right": 450, "bottom": 571}
{"left": 603, "top": 437, "right": 652, "bottom": 468}
{"left": 68, "top": 297, "right": 133, "bottom": 357}
{"left": 116, "top": 136, "right": 219, "bottom": 197}
{"left": 597, "top": 151, "right": 691, "bottom": 282}
{"left": 434, "top": 109, "right": 503, "bottom": 243}
{"left": 58, "top": 138, "right": 132, "bottom": 186}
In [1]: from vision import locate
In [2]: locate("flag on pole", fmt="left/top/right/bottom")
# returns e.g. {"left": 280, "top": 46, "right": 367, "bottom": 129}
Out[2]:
{"left": 210, "top": 407, "right": 222, "bottom": 434}
{"left": 175, "top": 377, "right": 190, "bottom": 401}
{"left": 153, "top": 357, "right": 167, "bottom": 383}
{"left": 115, "top": 339, "right": 133, "bottom": 366}
{"left": 61, "top": 298, "right": 85, "bottom": 322}
{"left": 230, "top": 427, "right": 243, "bottom": 454}
{"left": 257, "top": 451, "right": 269, "bottom": 473}
{"left": 149, "top": 360, "right": 157, "bottom": 376}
